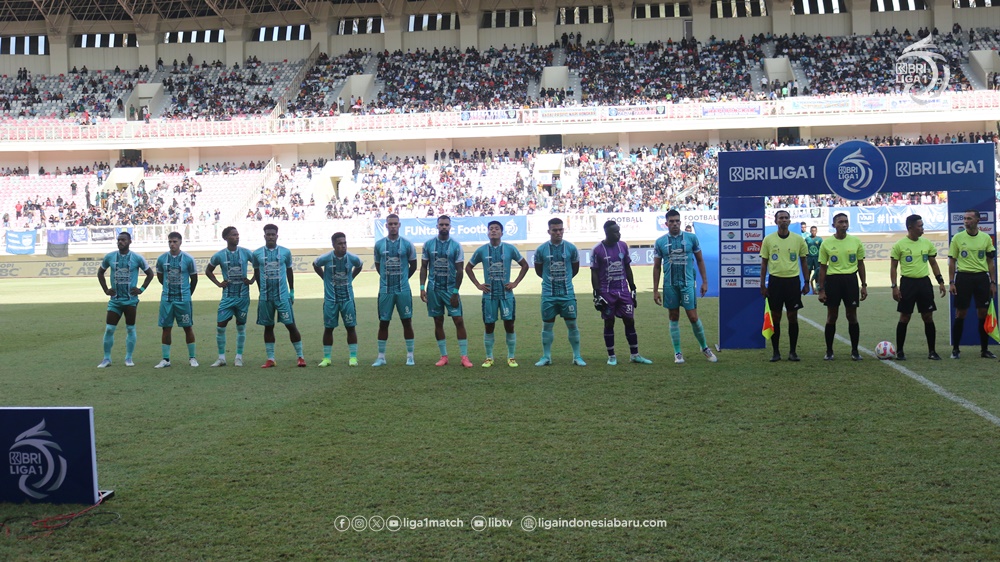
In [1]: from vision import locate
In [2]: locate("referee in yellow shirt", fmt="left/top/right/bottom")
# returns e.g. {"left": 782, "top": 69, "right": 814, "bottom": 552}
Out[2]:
{"left": 818, "top": 212, "right": 867, "bottom": 361}
{"left": 890, "top": 214, "right": 946, "bottom": 360}
{"left": 948, "top": 209, "right": 998, "bottom": 359}
{"left": 759, "top": 210, "right": 809, "bottom": 362}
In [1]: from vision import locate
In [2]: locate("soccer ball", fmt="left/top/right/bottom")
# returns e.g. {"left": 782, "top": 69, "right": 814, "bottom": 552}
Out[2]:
{"left": 874, "top": 341, "right": 896, "bottom": 360}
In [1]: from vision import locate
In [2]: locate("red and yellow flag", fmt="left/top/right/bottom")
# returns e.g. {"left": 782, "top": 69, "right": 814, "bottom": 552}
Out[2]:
{"left": 762, "top": 299, "right": 775, "bottom": 340}
{"left": 985, "top": 300, "right": 1000, "bottom": 344}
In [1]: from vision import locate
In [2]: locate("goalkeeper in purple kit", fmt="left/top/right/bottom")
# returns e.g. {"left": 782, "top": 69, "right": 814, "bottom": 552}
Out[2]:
{"left": 591, "top": 220, "right": 652, "bottom": 365}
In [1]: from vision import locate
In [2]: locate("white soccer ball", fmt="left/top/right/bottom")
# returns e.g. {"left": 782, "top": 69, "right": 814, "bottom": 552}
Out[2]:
{"left": 874, "top": 341, "right": 896, "bottom": 360}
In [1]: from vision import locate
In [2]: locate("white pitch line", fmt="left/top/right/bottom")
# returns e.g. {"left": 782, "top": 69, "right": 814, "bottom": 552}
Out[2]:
{"left": 798, "top": 314, "right": 1000, "bottom": 428}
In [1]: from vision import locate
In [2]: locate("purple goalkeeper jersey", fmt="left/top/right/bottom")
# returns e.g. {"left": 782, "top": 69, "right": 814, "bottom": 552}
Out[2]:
{"left": 591, "top": 240, "right": 632, "bottom": 296}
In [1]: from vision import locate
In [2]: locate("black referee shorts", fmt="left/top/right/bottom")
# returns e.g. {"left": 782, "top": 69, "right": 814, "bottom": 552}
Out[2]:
{"left": 954, "top": 271, "right": 991, "bottom": 310}
{"left": 767, "top": 275, "right": 803, "bottom": 312}
{"left": 824, "top": 273, "right": 859, "bottom": 308}
{"left": 897, "top": 276, "right": 936, "bottom": 315}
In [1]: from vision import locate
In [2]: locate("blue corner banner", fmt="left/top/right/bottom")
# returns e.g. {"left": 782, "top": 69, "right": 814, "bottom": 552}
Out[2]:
{"left": 1, "top": 407, "right": 100, "bottom": 505}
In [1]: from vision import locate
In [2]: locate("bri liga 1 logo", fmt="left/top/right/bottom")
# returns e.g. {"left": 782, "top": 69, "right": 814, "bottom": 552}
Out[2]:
{"left": 895, "top": 35, "right": 950, "bottom": 103}
{"left": 823, "top": 140, "right": 888, "bottom": 201}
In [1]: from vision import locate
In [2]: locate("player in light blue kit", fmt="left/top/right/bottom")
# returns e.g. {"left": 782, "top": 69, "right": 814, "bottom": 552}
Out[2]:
{"left": 592, "top": 220, "right": 652, "bottom": 366}
{"left": 533, "top": 217, "right": 585, "bottom": 366}
{"left": 420, "top": 215, "right": 472, "bottom": 367}
{"left": 313, "top": 232, "right": 364, "bottom": 367}
{"left": 373, "top": 214, "right": 418, "bottom": 366}
{"left": 205, "top": 226, "right": 254, "bottom": 367}
{"left": 250, "top": 223, "right": 305, "bottom": 368}
{"left": 154, "top": 232, "right": 199, "bottom": 368}
{"left": 653, "top": 209, "right": 717, "bottom": 364}
{"left": 97, "top": 231, "right": 153, "bottom": 368}
{"left": 465, "top": 220, "right": 530, "bottom": 368}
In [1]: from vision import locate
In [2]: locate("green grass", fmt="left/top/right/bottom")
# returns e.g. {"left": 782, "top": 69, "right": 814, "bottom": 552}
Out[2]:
{"left": 3, "top": 263, "right": 1000, "bottom": 560}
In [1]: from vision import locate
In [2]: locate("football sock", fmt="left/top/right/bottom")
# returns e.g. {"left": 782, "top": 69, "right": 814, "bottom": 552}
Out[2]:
{"left": 125, "top": 325, "right": 136, "bottom": 359}
{"left": 377, "top": 339, "right": 387, "bottom": 356}
{"left": 348, "top": 344, "right": 358, "bottom": 359}
{"left": 187, "top": 343, "right": 196, "bottom": 359}
{"left": 323, "top": 345, "right": 332, "bottom": 360}
{"left": 541, "top": 322, "right": 555, "bottom": 357}
{"left": 437, "top": 339, "right": 447, "bottom": 357}
{"left": 505, "top": 332, "right": 516, "bottom": 357}
{"left": 771, "top": 324, "right": 781, "bottom": 354}
{"left": 235, "top": 324, "right": 246, "bottom": 354}
{"left": 625, "top": 325, "right": 639, "bottom": 355}
{"left": 103, "top": 324, "right": 116, "bottom": 359}
{"left": 788, "top": 322, "right": 799, "bottom": 354}
{"left": 604, "top": 329, "right": 615, "bottom": 357}
{"left": 293, "top": 341, "right": 304, "bottom": 358}
{"left": 459, "top": 339, "right": 468, "bottom": 357}
{"left": 952, "top": 317, "right": 964, "bottom": 350}
{"left": 691, "top": 319, "right": 708, "bottom": 349}
{"left": 669, "top": 321, "right": 681, "bottom": 354}
{"left": 162, "top": 344, "right": 170, "bottom": 360}
{"left": 896, "top": 322, "right": 907, "bottom": 353}
{"left": 266, "top": 342, "right": 275, "bottom": 360}
{"left": 925, "top": 321, "right": 936, "bottom": 352}
{"left": 825, "top": 324, "right": 836, "bottom": 354}
{"left": 484, "top": 333, "right": 495, "bottom": 358}
{"left": 849, "top": 322, "right": 860, "bottom": 353}
{"left": 405, "top": 339, "right": 415, "bottom": 354}
{"left": 566, "top": 320, "right": 581, "bottom": 357}
{"left": 217, "top": 326, "right": 227, "bottom": 355}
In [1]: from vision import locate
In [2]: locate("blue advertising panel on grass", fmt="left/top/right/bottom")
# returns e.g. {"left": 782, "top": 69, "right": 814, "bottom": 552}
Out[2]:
{"left": 832, "top": 204, "right": 948, "bottom": 233}
{"left": 720, "top": 142, "right": 996, "bottom": 350}
{"left": 374, "top": 216, "right": 528, "bottom": 243}
{"left": 1, "top": 407, "right": 100, "bottom": 504}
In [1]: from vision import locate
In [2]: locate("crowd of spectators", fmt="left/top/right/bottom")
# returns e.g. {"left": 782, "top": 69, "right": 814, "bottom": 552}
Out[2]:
{"left": 368, "top": 45, "right": 551, "bottom": 113}
{"left": 568, "top": 36, "right": 763, "bottom": 105}
{"left": 780, "top": 28, "right": 972, "bottom": 96}
{"left": 285, "top": 50, "right": 370, "bottom": 117}
{"left": 0, "top": 66, "right": 151, "bottom": 120}
{"left": 159, "top": 56, "right": 300, "bottom": 120}
{"left": 247, "top": 162, "right": 315, "bottom": 221}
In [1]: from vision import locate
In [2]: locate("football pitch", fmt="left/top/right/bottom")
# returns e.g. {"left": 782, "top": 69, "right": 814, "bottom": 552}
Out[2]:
{"left": 3, "top": 262, "right": 1000, "bottom": 560}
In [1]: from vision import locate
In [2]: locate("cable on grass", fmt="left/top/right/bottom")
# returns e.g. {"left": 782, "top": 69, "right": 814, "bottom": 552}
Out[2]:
{"left": 0, "top": 494, "right": 120, "bottom": 540}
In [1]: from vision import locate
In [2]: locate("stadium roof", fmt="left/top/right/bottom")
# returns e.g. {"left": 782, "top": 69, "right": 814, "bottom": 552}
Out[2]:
{"left": 0, "top": 0, "right": 381, "bottom": 24}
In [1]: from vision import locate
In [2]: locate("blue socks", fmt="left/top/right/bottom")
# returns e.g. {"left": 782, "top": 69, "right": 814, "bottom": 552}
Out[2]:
{"left": 484, "top": 333, "right": 495, "bottom": 358}
{"left": 125, "top": 325, "right": 136, "bottom": 360}
{"left": 437, "top": 339, "right": 447, "bottom": 357}
{"left": 265, "top": 342, "right": 275, "bottom": 360}
{"left": 566, "top": 320, "right": 581, "bottom": 358}
{"left": 103, "top": 324, "right": 116, "bottom": 359}
{"left": 670, "top": 321, "right": 681, "bottom": 354}
{"left": 458, "top": 339, "right": 468, "bottom": 357}
{"left": 293, "top": 341, "right": 303, "bottom": 358}
{"left": 217, "top": 326, "right": 226, "bottom": 355}
{"left": 235, "top": 324, "right": 246, "bottom": 354}
{"left": 692, "top": 319, "right": 707, "bottom": 350}
{"left": 541, "top": 322, "right": 555, "bottom": 357}
{"left": 505, "top": 332, "right": 516, "bottom": 358}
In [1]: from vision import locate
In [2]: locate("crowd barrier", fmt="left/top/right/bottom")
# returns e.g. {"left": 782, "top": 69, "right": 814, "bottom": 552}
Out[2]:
{"left": 2, "top": 92, "right": 999, "bottom": 141}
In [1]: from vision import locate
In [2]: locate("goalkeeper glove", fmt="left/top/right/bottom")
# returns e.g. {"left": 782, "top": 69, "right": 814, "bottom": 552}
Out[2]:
{"left": 593, "top": 292, "right": 608, "bottom": 311}
{"left": 631, "top": 289, "right": 638, "bottom": 308}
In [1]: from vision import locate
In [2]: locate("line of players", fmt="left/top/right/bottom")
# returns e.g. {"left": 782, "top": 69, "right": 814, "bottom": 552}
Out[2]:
{"left": 95, "top": 210, "right": 722, "bottom": 368}
{"left": 764, "top": 209, "right": 997, "bottom": 362}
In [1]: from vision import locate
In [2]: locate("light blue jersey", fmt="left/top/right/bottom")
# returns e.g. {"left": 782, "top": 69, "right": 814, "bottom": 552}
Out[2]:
{"left": 422, "top": 236, "right": 464, "bottom": 292}
{"left": 251, "top": 245, "right": 293, "bottom": 302}
{"left": 654, "top": 232, "right": 700, "bottom": 287}
{"left": 534, "top": 241, "right": 579, "bottom": 298}
{"left": 314, "top": 251, "right": 363, "bottom": 303}
{"left": 469, "top": 242, "right": 523, "bottom": 297}
{"left": 209, "top": 247, "right": 254, "bottom": 299}
{"left": 155, "top": 251, "right": 198, "bottom": 302}
{"left": 374, "top": 236, "right": 416, "bottom": 294}
{"left": 100, "top": 250, "right": 149, "bottom": 303}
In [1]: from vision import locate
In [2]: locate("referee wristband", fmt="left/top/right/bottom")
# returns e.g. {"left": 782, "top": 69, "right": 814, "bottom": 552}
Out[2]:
{"left": 935, "top": 275, "right": 945, "bottom": 284}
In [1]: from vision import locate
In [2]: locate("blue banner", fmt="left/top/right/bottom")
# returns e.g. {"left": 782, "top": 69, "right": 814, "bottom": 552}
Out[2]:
{"left": 374, "top": 216, "right": 527, "bottom": 243}
{"left": 70, "top": 227, "right": 88, "bottom": 243}
{"left": 831, "top": 204, "right": 948, "bottom": 233}
{"left": 1, "top": 407, "right": 100, "bottom": 504}
{"left": 5, "top": 230, "right": 35, "bottom": 255}
{"left": 720, "top": 142, "right": 995, "bottom": 198}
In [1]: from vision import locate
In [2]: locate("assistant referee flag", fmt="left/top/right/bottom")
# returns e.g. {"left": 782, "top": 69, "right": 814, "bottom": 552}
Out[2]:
{"left": 986, "top": 301, "right": 1000, "bottom": 344}
{"left": 762, "top": 299, "right": 774, "bottom": 340}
